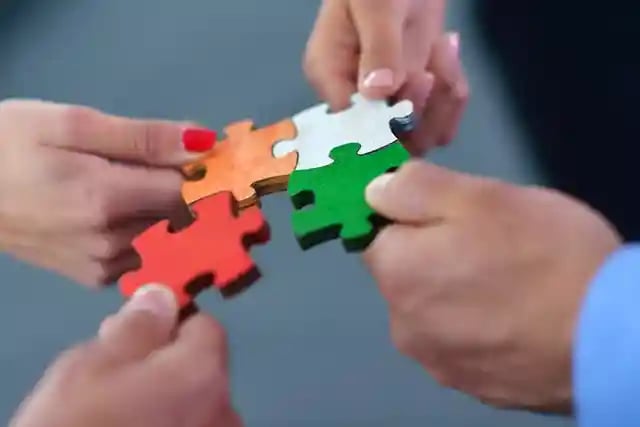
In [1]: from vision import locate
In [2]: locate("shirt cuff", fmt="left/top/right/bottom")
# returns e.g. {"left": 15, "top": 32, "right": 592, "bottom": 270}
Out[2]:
{"left": 574, "top": 244, "right": 640, "bottom": 427}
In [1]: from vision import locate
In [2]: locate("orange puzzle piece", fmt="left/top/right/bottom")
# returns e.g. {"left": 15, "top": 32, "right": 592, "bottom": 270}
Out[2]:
{"left": 181, "top": 119, "right": 298, "bottom": 208}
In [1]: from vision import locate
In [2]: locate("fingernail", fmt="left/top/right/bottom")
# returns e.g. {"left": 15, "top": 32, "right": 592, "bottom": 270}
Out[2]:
{"left": 366, "top": 173, "right": 395, "bottom": 203}
{"left": 182, "top": 128, "right": 216, "bottom": 152}
{"left": 362, "top": 68, "right": 394, "bottom": 89}
{"left": 121, "top": 283, "right": 177, "bottom": 319}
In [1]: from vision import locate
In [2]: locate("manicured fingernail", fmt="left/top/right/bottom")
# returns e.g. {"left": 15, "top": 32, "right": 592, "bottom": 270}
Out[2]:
{"left": 362, "top": 68, "right": 394, "bottom": 89}
{"left": 366, "top": 173, "right": 395, "bottom": 202}
{"left": 182, "top": 128, "right": 216, "bottom": 152}
{"left": 121, "top": 283, "right": 177, "bottom": 319}
{"left": 448, "top": 32, "right": 460, "bottom": 57}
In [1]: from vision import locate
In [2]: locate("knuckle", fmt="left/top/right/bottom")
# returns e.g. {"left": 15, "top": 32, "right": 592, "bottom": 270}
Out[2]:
{"left": 452, "top": 83, "right": 470, "bottom": 104}
{"left": 61, "top": 105, "right": 101, "bottom": 144}
{"left": 83, "top": 260, "right": 117, "bottom": 286}
{"left": 471, "top": 178, "right": 519, "bottom": 210}
{"left": 364, "top": 228, "right": 403, "bottom": 297}
{"left": 174, "top": 356, "right": 226, "bottom": 396}
{"left": 431, "top": 368, "right": 457, "bottom": 390}
{"left": 131, "top": 123, "right": 163, "bottom": 161}
{"left": 395, "top": 159, "right": 429, "bottom": 184}
{"left": 78, "top": 179, "right": 114, "bottom": 230}
{"left": 302, "top": 52, "right": 321, "bottom": 85}
{"left": 197, "top": 317, "right": 228, "bottom": 355}
{"left": 69, "top": 268, "right": 102, "bottom": 289}
{"left": 53, "top": 341, "right": 100, "bottom": 376}
{"left": 368, "top": 227, "right": 428, "bottom": 310}
{"left": 389, "top": 320, "right": 415, "bottom": 356}
{"left": 90, "top": 233, "right": 125, "bottom": 260}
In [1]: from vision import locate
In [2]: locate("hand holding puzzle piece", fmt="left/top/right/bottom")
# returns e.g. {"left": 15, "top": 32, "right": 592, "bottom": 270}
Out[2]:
{"left": 119, "top": 93, "right": 414, "bottom": 310}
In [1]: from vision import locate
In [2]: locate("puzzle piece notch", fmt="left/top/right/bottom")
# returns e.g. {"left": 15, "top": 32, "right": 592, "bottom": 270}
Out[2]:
{"left": 119, "top": 191, "right": 270, "bottom": 310}
{"left": 287, "top": 141, "right": 410, "bottom": 252}
{"left": 182, "top": 118, "right": 298, "bottom": 208}
{"left": 273, "top": 92, "right": 414, "bottom": 171}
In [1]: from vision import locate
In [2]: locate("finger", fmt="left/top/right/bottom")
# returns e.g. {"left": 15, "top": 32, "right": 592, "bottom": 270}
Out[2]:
{"left": 365, "top": 159, "right": 476, "bottom": 223}
{"left": 363, "top": 223, "right": 446, "bottom": 301}
{"left": 168, "top": 314, "right": 229, "bottom": 369}
{"left": 303, "top": 0, "right": 358, "bottom": 111}
{"left": 98, "top": 283, "right": 179, "bottom": 363}
{"left": 83, "top": 249, "right": 142, "bottom": 286}
{"left": 74, "top": 218, "right": 160, "bottom": 261}
{"left": 350, "top": 0, "right": 407, "bottom": 99}
{"left": 25, "top": 101, "right": 216, "bottom": 166}
{"left": 77, "top": 161, "right": 185, "bottom": 230}
{"left": 418, "top": 32, "right": 469, "bottom": 148}
{"left": 148, "top": 314, "right": 229, "bottom": 394}
{"left": 392, "top": 71, "right": 435, "bottom": 155}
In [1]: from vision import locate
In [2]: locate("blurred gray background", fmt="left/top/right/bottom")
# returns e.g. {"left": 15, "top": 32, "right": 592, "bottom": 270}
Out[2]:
{"left": 0, "top": 0, "right": 572, "bottom": 426}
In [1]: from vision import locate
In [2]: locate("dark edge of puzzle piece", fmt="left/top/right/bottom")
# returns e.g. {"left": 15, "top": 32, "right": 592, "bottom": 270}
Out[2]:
{"left": 390, "top": 112, "right": 416, "bottom": 135}
{"left": 177, "top": 256, "right": 262, "bottom": 322}
{"left": 171, "top": 193, "right": 269, "bottom": 321}
{"left": 290, "top": 165, "right": 400, "bottom": 253}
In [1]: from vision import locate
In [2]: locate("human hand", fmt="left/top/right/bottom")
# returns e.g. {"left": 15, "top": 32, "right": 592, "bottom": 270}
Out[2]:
{"left": 362, "top": 160, "right": 621, "bottom": 412}
{"left": 303, "top": 0, "right": 468, "bottom": 155}
{"left": 9, "top": 284, "right": 242, "bottom": 427}
{"left": 0, "top": 99, "right": 215, "bottom": 286}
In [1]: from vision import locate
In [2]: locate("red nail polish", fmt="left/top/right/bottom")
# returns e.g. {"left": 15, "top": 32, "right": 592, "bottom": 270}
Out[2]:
{"left": 182, "top": 128, "right": 217, "bottom": 152}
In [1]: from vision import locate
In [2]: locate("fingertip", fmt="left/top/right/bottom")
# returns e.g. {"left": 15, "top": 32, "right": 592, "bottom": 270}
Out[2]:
{"left": 366, "top": 172, "right": 395, "bottom": 208}
{"left": 120, "top": 283, "right": 179, "bottom": 322}
{"left": 315, "top": 78, "right": 358, "bottom": 113}
{"left": 326, "top": 93, "right": 354, "bottom": 113}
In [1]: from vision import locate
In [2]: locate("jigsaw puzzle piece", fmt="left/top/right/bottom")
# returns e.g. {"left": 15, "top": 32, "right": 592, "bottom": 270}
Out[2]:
{"left": 273, "top": 93, "right": 414, "bottom": 171}
{"left": 119, "top": 191, "right": 270, "bottom": 309}
{"left": 182, "top": 119, "right": 298, "bottom": 208}
{"left": 291, "top": 204, "right": 375, "bottom": 251}
{"left": 287, "top": 141, "right": 410, "bottom": 251}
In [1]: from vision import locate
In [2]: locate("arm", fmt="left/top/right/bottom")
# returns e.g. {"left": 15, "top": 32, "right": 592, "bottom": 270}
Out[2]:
{"left": 574, "top": 244, "right": 640, "bottom": 426}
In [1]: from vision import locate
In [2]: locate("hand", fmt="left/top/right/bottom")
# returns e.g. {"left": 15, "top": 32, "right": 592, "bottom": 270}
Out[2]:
{"left": 0, "top": 99, "right": 215, "bottom": 286}
{"left": 9, "top": 284, "right": 243, "bottom": 427}
{"left": 362, "top": 160, "right": 622, "bottom": 412}
{"left": 303, "top": 0, "right": 468, "bottom": 155}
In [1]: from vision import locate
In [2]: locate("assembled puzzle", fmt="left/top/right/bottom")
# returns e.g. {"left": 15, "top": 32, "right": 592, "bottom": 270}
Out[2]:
{"left": 119, "top": 92, "right": 414, "bottom": 311}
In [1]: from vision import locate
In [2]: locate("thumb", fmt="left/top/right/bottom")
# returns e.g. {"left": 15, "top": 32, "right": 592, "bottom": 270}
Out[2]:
{"left": 365, "top": 160, "right": 474, "bottom": 223}
{"left": 98, "top": 283, "right": 179, "bottom": 363}
{"left": 351, "top": 0, "right": 406, "bottom": 99}
{"left": 41, "top": 103, "right": 216, "bottom": 166}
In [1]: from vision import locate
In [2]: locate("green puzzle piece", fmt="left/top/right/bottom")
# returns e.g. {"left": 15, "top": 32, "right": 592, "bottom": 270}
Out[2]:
{"left": 287, "top": 141, "right": 410, "bottom": 252}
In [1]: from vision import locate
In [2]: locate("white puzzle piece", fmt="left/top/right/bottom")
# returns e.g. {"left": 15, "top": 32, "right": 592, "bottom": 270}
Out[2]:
{"left": 272, "top": 93, "right": 413, "bottom": 171}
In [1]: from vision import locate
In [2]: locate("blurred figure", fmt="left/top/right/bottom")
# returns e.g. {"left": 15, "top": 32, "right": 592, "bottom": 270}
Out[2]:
{"left": 10, "top": 284, "right": 243, "bottom": 427}
{"left": 474, "top": 1, "right": 640, "bottom": 240}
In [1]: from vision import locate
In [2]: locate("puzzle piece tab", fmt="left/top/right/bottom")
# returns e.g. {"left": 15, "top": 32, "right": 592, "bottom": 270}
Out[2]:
{"left": 273, "top": 93, "right": 413, "bottom": 171}
{"left": 119, "top": 191, "right": 270, "bottom": 309}
{"left": 287, "top": 141, "right": 410, "bottom": 252}
{"left": 182, "top": 119, "right": 298, "bottom": 207}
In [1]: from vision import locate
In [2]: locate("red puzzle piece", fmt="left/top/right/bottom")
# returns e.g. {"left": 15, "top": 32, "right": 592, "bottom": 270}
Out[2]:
{"left": 119, "top": 191, "right": 270, "bottom": 309}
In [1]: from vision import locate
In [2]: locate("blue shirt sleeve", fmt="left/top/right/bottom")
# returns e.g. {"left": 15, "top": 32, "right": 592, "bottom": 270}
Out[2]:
{"left": 574, "top": 244, "right": 640, "bottom": 427}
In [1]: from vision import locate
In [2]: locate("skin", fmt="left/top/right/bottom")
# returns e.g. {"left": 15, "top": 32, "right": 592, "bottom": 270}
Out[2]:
{"left": 0, "top": 99, "right": 207, "bottom": 286}
{"left": 9, "top": 284, "right": 243, "bottom": 427}
{"left": 303, "top": 0, "right": 468, "bottom": 154}
{"left": 362, "top": 160, "right": 622, "bottom": 412}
